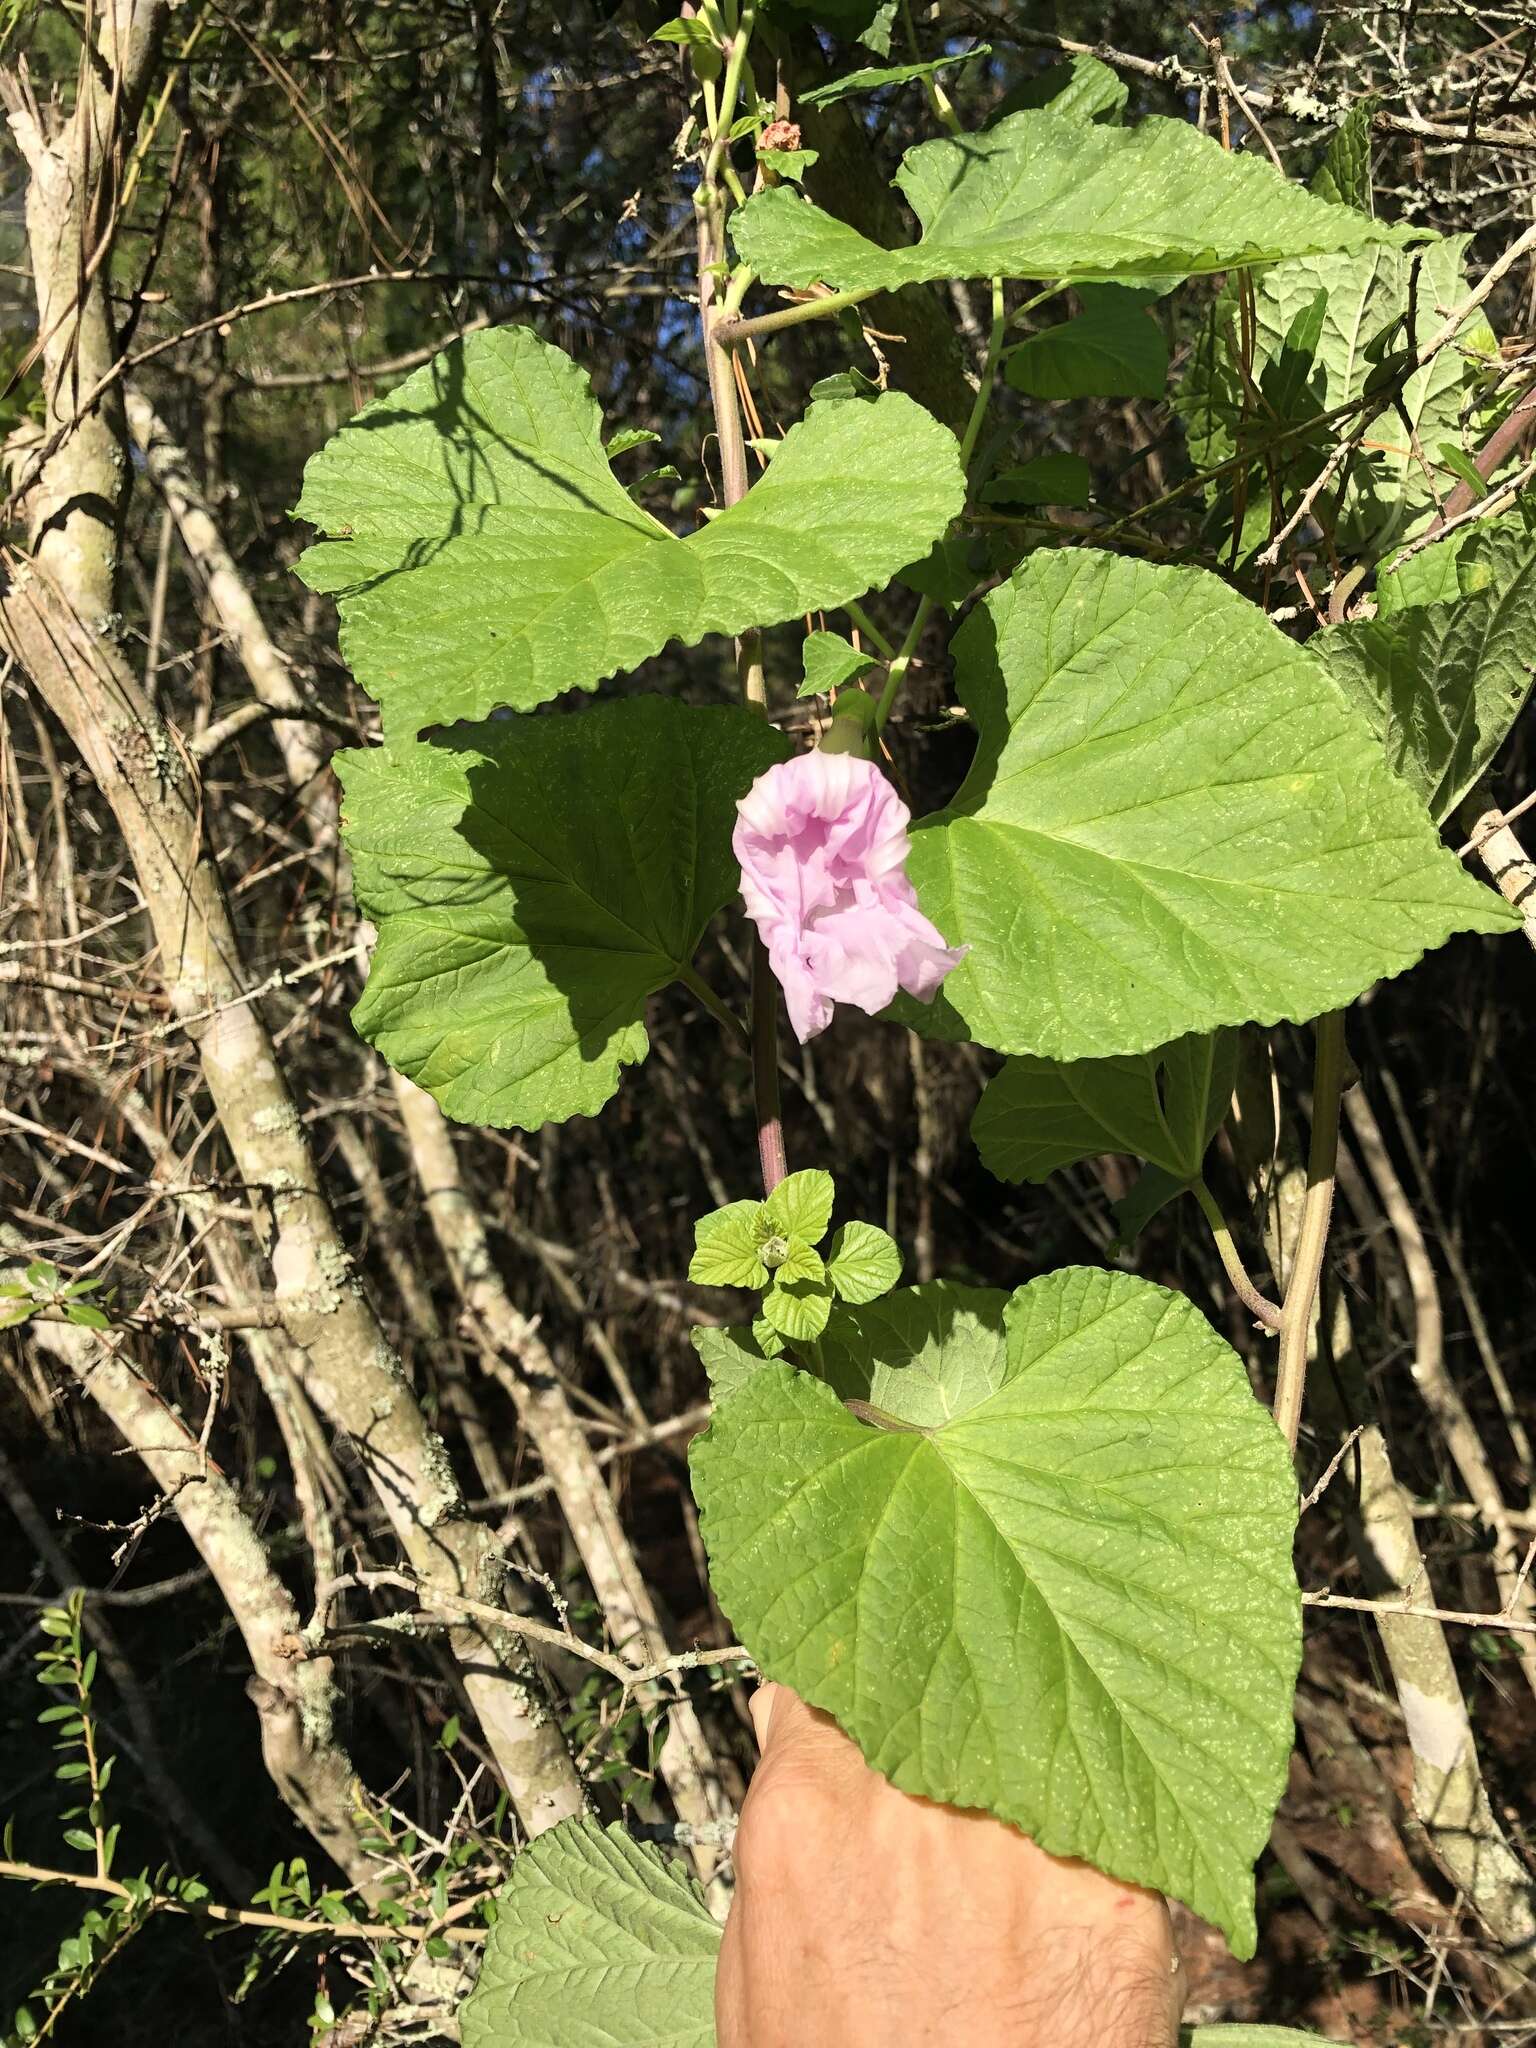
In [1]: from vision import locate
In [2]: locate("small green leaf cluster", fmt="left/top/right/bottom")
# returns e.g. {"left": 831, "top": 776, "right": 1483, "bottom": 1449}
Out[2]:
{"left": 0, "top": 1258, "right": 111, "bottom": 1332}
{"left": 689, "top": 1170, "right": 901, "bottom": 1345}
{"left": 253, "top": 1855, "right": 353, "bottom": 1926}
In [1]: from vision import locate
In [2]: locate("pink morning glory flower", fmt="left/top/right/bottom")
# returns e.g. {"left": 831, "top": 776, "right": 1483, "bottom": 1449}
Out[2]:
{"left": 733, "top": 752, "right": 967, "bottom": 1044}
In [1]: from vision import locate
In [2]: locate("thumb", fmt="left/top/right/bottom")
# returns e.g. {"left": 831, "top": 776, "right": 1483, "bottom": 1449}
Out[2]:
{"left": 746, "top": 1680, "right": 785, "bottom": 1751}
{"left": 747, "top": 1682, "right": 828, "bottom": 1753}
{"left": 746, "top": 1683, "right": 864, "bottom": 1783}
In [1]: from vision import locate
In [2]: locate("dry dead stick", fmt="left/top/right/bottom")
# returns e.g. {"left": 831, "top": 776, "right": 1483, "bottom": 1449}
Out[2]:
{"left": 1460, "top": 780, "right": 1536, "bottom": 952}
{"left": 5, "top": 565, "right": 582, "bottom": 1848}
{"left": 1343, "top": 1085, "right": 1536, "bottom": 1701}
{"left": 391, "top": 1072, "right": 738, "bottom": 1898}
{"left": 1272, "top": 1011, "right": 1346, "bottom": 1453}
{"left": 1330, "top": 1386, "right": 1536, "bottom": 1960}
{"left": 1, "top": 0, "right": 584, "bottom": 1834}
{"left": 1233, "top": 1052, "right": 1536, "bottom": 1959}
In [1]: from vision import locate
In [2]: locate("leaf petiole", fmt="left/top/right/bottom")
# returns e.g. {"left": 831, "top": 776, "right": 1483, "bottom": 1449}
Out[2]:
{"left": 678, "top": 964, "right": 750, "bottom": 1048}
{"left": 1192, "top": 1178, "right": 1284, "bottom": 1333}
{"left": 713, "top": 286, "right": 879, "bottom": 350}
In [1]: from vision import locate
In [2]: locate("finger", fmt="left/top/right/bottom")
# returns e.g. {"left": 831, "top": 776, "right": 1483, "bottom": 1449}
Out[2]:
{"left": 747, "top": 1680, "right": 782, "bottom": 1751}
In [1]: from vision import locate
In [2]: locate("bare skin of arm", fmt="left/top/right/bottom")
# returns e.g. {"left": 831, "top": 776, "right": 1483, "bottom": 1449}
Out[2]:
{"left": 717, "top": 1685, "right": 1186, "bottom": 2048}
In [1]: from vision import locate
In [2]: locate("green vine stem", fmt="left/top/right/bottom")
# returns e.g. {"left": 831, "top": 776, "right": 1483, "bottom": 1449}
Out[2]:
{"left": 958, "top": 279, "right": 1009, "bottom": 471}
{"left": 1191, "top": 1178, "right": 1284, "bottom": 1332}
{"left": 714, "top": 286, "right": 876, "bottom": 348}
{"left": 843, "top": 597, "right": 897, "bottom": 660}
{"left": 899, "top": 0, "right": 963, "bottom": 137}
{"left": 1273, "top": 1010, "right": 1348, "bottom": 1454}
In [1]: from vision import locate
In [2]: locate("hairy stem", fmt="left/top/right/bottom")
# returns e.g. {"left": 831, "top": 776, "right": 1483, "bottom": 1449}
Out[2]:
{"left": 1191, "top": 1178, "right": 1284, "bottom": 1331}
{"left": 714, "top": 286, "right": 876, "bottom": 348}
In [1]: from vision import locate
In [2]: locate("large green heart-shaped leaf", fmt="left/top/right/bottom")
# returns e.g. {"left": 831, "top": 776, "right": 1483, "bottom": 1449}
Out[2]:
{"left": 1315, "top": 554, "right": 1536, "bottom": 821}
{"left": 898, "top": 550, "right": 1514, "bottom": 1061}
{"left": 459, "top": 1819, "right": 719, "bottom": 2048}
{"left": 1187, "top": 2033, "right": 1347, "bottom": 2047}
{"left": 690, "top": 1269, "right": 1301, "bottom": 1953}
{"left": 1176, "top": 235, "right": 1492, "bottom": 555}
{"left": 731, "top": 111, "right": 1412, "bottom": 295}
{"left": 457, "top": 1819, "right": 1345, "bottom": 2048}
{"left": 296, "top": 325, "right": 963, "bottom": 731}
{"left": 974, "top": 1031, "right": 1236, "bottom": 1186}
{"left": 339, "top": 698, "right": 786, "bottom": 1129}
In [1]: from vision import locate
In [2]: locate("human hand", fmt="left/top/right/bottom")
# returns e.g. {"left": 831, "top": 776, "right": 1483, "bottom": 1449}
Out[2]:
{"left": 717, "top": 1684, "right": 1185, "bottom": 2048}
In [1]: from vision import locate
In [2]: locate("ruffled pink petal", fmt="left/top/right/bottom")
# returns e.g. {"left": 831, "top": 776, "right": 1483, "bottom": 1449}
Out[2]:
{"left": 733, "top": 753, "right": 966, "bottom": 1043}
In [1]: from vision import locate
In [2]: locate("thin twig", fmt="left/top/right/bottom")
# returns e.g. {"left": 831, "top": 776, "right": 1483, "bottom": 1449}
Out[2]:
{"left": 1302, "top": 1590, "right": 1536, "bottom": 1636}
{"left": 0, "top": 1859, "right": 485, "bottom": 1945}
{"left": 307, "top": 1569, "right": 753, "bottom": 1693}
{"left": 1300, "top": 1425, "right": 1365, "bottom": 1513}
